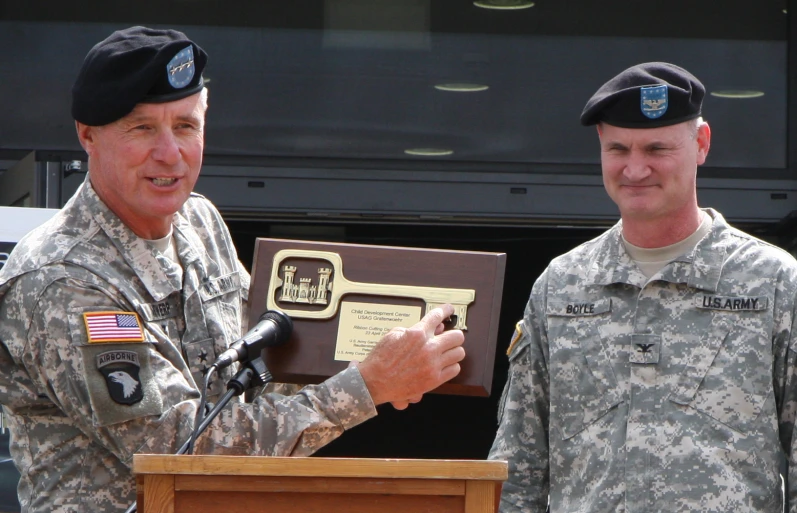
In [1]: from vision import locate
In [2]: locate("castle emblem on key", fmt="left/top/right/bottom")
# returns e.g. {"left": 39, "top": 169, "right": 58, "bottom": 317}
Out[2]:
{"left": 267, "top": 249, "right": 475, "bottom": 330}
{"left": 279, "top": 265, "right": 333, "bottom": 305}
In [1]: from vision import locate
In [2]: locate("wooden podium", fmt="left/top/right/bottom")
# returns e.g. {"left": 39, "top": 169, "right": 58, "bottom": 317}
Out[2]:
{"left": 133, "top": 454, "right": 507, "bottom": 513}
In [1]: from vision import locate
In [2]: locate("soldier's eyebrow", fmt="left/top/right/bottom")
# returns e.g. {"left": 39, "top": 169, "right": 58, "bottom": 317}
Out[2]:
{"left": 120, "top": 112, "right": 203, "bottom": 128}
{"left": 120, "top": 113, "right": 157, "bottom": 127}
{"left": 603, "top": 141, "right": 629, "bottom": 151}
{"left": 602, "top": 138, "right": 678, "bottom": 152}
{"left": 642, "top": 139, "right": 678, "bottom": 151}
{"left": 175, "top": 113, "right": 203, "bottom": 127}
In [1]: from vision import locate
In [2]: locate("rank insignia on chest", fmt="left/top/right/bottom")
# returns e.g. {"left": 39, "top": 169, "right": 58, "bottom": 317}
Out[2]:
{"left": 629, "top": 334, "right": 660, "bottom": 364}
{"left": 83, "top": 311, "right": 145, "bottom": 343}
{"left": 96, "top": 350, "right": 144, "bottom": 405}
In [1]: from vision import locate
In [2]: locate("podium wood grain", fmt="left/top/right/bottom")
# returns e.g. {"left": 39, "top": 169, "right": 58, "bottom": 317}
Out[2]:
{"left": 134, "top": 454, "right": 507, "bottom": 513}
{"left": 249, "top": 238, "right": 507, "bottom": 396}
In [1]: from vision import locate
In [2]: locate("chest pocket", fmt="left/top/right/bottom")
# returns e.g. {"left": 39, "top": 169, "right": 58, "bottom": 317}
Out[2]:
{"left": 669, "top": 309, "right": 773, "bottom": 434}
{"left": 546, "top": 298, "right": 622, "bottom": 440}
{"left": 200, "top": 272, "right": 244, "bottom": 348}
{"left": 196, "top": 273, "right": 243, "bottom": 396}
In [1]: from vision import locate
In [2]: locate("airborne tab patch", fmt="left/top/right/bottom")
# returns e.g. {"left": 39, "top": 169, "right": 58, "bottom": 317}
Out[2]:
{"left": 83, "top": 311, "right": 145, "bottom": 343}
{"left": 695, "top": 295, "right": 768, "bottom": 312}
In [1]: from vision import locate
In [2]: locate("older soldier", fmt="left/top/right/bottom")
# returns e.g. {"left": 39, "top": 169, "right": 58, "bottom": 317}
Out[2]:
{"left": 0, "top": 26, "right": 465, "bottom": 513}
{"left": 489, "top": 62, "right": 797, "bottom": 512}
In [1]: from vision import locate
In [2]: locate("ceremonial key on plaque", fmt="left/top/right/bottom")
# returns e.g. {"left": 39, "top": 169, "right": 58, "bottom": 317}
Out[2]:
{"left": 266, "top": 249, "right": 475, "bottom": 330}
{"left": 249, "top": 238, "right": 506, "bottom": 396}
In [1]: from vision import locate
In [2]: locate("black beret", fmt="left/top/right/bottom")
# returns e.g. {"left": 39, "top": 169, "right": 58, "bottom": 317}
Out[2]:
{"left": 72, "top": 26, "right": 208, "bottom": 126}
{"left": 580, "top": 62, "right": 704, "bottom": 128}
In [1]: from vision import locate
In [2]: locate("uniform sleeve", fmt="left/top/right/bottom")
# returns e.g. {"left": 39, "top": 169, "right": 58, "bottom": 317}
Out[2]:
{"left": 488, "top": 271, "right": 550, "bottom": 513}
{"left": 774, "top": 263, "right": 797, "bottom": 512}
{"left": 9, "top": 271, "right": 376, "bottom": 467}
{"left": 237, "top": 258, "right": 252, "bottom": 329}
{"left": 200, "top": 366, "right": 375, "bottom": 456}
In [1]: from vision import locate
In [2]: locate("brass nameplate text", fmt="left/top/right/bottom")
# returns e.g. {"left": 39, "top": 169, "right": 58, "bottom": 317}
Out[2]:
{"left": 335, "top": 301, "right": 422, "bottom": 361}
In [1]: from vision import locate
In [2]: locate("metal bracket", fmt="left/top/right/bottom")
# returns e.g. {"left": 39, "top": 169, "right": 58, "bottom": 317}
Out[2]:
{"left": 62, "top": 160, "right": 85, "bottom": 177}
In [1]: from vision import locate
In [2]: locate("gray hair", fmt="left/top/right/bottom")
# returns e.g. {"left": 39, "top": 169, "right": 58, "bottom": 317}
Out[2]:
{"left": 690, "top": 116, "right": 706, "bottom": 139}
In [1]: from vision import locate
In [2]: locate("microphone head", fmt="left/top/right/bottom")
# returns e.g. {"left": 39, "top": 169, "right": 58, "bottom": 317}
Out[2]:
{"left": 259, "top": 310, "right": 293, "bottom": 345}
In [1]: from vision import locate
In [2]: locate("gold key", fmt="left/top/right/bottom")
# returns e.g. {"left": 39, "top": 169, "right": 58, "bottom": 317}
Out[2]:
{"left": 265, "top": 249, "right": 475, "bottom": 330}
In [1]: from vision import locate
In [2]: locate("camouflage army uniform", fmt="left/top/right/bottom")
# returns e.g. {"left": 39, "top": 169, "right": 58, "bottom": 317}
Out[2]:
{"left": 0, "top": 178, "right": 376, "bottom": 513}
{"left": 489, "top": 209, "right": 797, "bottom": 512}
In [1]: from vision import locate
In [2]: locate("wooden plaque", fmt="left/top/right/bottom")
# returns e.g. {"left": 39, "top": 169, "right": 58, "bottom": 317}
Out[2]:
{"left": 249, "top": 238, "right": 506, "bottom": 397}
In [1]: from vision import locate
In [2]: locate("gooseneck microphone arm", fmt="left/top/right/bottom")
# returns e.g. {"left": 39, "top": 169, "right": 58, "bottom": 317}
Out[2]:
{"left": 179, "top": 357, "right": 272, "bottom": 455}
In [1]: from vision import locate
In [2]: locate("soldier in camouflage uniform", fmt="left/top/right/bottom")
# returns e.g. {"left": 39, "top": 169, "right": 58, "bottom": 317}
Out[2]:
{"left": 489, "top": 62, "right": 797, "bottom": 512}
{"left": 0, "top": 26, "right": 465, "bottom": 512}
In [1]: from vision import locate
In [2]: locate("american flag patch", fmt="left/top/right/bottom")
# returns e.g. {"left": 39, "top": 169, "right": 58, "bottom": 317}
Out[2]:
{"left": 83, "top": 312, "right": 144, "bottom": 343}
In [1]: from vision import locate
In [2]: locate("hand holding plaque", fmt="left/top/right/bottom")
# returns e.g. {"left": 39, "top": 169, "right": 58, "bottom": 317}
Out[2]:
{"left": 249, "top": 239, "right": 506, "bottom": 396}
{"left": 355, "top": 303, "right": 466, "bottom": 408}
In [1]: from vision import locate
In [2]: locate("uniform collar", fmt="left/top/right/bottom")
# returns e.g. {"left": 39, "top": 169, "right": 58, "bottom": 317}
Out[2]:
{"left": 82, "top": 177, "right": 183, "bottom": 301}
{"left": 586, "top": 223, "right": 648, "bottom": 289}
{"left": 586, "top": 208, "right": 727, "bottom": 292}
{"left": 681, "top": 208, "right": 727, "bottom": 292}
{"left": 172, "top": 208, "right": 224, "bottom": 284}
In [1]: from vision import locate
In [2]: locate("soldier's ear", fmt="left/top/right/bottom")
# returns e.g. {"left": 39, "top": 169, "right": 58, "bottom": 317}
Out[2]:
{"left": 75, "top": 122, "right": 97, "bottom": 156}
{"left": 696, "top": 122, "right": 711, "bottom": 165}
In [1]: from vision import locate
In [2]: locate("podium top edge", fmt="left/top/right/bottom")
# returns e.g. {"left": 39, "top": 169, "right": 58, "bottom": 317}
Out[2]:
{"left": 133, "top": 454, "right": 508, "bottom": 480}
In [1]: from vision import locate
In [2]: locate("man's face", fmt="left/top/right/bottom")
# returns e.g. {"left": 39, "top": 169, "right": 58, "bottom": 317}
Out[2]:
{"left": 77, "top": 92, "right": 206, "bottom": 238}
{"left": 598, "top": 121, "right": 710, "bottom": 222}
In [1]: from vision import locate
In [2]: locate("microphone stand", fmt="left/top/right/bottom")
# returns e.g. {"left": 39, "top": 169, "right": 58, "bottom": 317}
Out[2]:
{"left": 178, "top": 357, "right": 273, "bottom": 455}
{"left": 124, "top": 356, "right": 273, "bottom": 513}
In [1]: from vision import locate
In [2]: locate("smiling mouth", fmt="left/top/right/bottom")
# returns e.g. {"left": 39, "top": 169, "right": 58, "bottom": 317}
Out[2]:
{"left": 151, "top": 178, "right": 177, "bottom": 186}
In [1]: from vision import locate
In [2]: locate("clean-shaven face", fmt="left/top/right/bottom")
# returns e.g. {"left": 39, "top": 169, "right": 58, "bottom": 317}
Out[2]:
{"left": 598, "top": 121, "right": 708, "bottom": 222}
{"left": 80, "top": 92, "right": 206, "bottom": 238}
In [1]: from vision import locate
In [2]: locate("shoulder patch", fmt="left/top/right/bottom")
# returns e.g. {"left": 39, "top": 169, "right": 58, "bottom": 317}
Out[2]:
{"left": 506, "top": 321, "right": 524, "bottom": 356}
{"left": 80, "top": 342, "right": 165, "bottom": 424}
{"left": 83, "top": 311, "right": 145, "bottom": 343}
{"left": 97, "top": 350, "right": 143, "bottom": 405}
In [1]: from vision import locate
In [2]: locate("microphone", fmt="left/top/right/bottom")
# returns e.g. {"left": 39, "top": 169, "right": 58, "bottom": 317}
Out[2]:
{"left": 213, "top": 310, "right": 293, "bottom": 370}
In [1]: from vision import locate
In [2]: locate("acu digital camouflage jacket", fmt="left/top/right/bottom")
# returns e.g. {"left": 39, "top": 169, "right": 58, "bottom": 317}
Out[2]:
{"left": 0, "top": 178, "right": 376, "bottom": 513}
{"left": 490, "top": 209, "right": 797, "bottom": 513}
